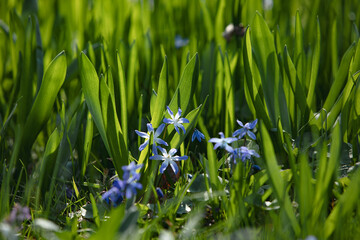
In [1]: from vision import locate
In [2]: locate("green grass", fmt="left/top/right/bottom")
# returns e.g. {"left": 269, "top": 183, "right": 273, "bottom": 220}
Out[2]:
{"left": 0, "top": 0, "right": 360, "bottom": 239}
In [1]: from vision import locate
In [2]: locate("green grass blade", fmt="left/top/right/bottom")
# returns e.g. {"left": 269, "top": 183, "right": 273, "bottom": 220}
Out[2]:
{"left": 82, "top": 111, "right": 93, "bottom": 178}
{"left": 251, "top": 12, "right": 291, "bottom": 132}
{"left": 306, "top": 18, "right": 320, "bottom": 111}
{"left": 168, "top": 53, "right": 199, "bottom": 115}
{"left": 294, "top": 11, "right": 305, "bottom": 84}
{"left": 324, "top": 169, "right": 360, "bottom": 238}
{"left": 151, "top": 56, "right": 168, "bottom": 128}
{"left": 100, "top": 76, "right": 128, "bottom": 174}
{"left": 260, "top": 121, "right": 300, "bottom": 236}
{"left": 22, "top": 51, "right": 67, "bottom": 152}
{"left": 79, "top": 52, "right": 110, "bottom": 155}
{"left": 323, "top": 42, "right": 356, "bottom": 112}
{"left": 116, "top": 53, "right": 128, "bottom": 146}
{"left": 283, "top": 45, "right": 307, "bottom": 116}
{"left": 243, "top": 28, "right": 271, "bottom": 129}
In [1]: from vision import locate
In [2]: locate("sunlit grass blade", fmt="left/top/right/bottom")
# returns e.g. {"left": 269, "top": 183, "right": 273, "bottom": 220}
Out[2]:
{"left": 243, "top": 28, "right": 272, "bottom": 129}
{"left": 100, "top": 75, "right": 128, "bottom": 175}
{"left": 283, "top": 45, "right": 307, "bottom": 117}
{"left": 22, "top": 51, "right": 67, "bottom": 152}
{"left": 306, "top": 18, "right": 320, "bottom": 112}
{"left": 312, "top": 122, "right": 341, "bottom": 235}
{"left": 79, "top": 52, "right": 110, "bottom": 155}
{"left": 223, "top": 52, "right": 235, "bottom": 136}
{"left": 151, "top": 56, "right": 168, "bottom": 128}
{"left": 294, "top": 11, "right": 305, "bottom": 85}
{"left": 168, "top": 53, "right": 199, "bottom": 114}
{"left": 324, "top": 169, "right": 360, "bottom": 238}
{"left": 260, "top": 121, "right": 300, "bottom": 236}
{"left": 116, "top": 53, "right": 128, "bottom": 146}
{"left": 323, "top": 42, "right": 356, "bottom": 112}
{"left": 81, "top": 111, "right": 93, "bottom": 178}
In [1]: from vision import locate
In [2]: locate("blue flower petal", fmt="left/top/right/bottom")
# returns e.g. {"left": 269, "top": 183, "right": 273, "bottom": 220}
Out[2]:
{"left": 139, "top": 139, "right": 149, "bottom": 151}
{"left": 169, "top": 161, "right": 179, "bottom": 174}
{"left": 247, "top": 131, "right": 256, "bottom": 140}
{"left": 249, "top": 119, "right": 258, "bottom": 129}
{"left": 179, "top": 124, "right": 186, "bottom": 134}
{"left": 166, "top": 106, "right": 174, "bottom": 117}
{"left": 160, "top": 162, "right": 168, "bottom": 174}
{"left": 155, "top": 123, "right": 166, "bottom": 136}
{"left": 135, "top": 130, "right": 149, "bottom": 138}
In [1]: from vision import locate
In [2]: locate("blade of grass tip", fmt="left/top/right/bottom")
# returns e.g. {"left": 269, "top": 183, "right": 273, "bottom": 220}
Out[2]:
{"left": 72, "top": 177, "right": 79, "bottom": 199}
{"left": 260, "top": 121, "right": 300, "bottom": 236}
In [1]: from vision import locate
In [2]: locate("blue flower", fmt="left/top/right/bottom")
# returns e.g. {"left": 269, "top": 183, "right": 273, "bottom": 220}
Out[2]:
{"left": 135, "top": 123, "right": 168, "bottom": 152}
{"left": 192, "top": 128, "right": 205, "bottom": 142}
{"left": 233, "top": 119, "right": 258, "bottom": 140}
{"left": 175, "top": 35, "right": 189, "bottom": 49}
{"left": 252, "top": 165, "right": 261, "bottom": 172}
{"left": 163, "top": 106, "right": 189, "bottom": 134}
{"left": 233, "top": 146, "right": 260, "bottom": 163}
{"left": 149, "top": 147, "right": 188, "bottom": 174}
{"left": 119, "top": 178, "right": 143, "bottom": 199}
{"left": 102, "top": 162, "right": 143, "bottom": 206}
{"left": 156, "top": 187, "right": 164, "bottom": 199}
{"left": 102, "top": 179, "right": 124, "bottom": 207}
{"left": 122, "top": 161, "right": 143, "bottom": 181}
{"left": 208, "top": 132, "right": 237, "bottom": 153}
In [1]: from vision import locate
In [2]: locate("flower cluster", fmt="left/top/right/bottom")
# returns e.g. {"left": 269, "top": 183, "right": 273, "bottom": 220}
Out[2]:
{"left": 102, "top": 162, "right": 143, "bottom": 206}
{"left": 135, "top": 106, "right": 194, "bottom": 175}
{"left": 209, "top": 119, "right": 260, "bottom": 165}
